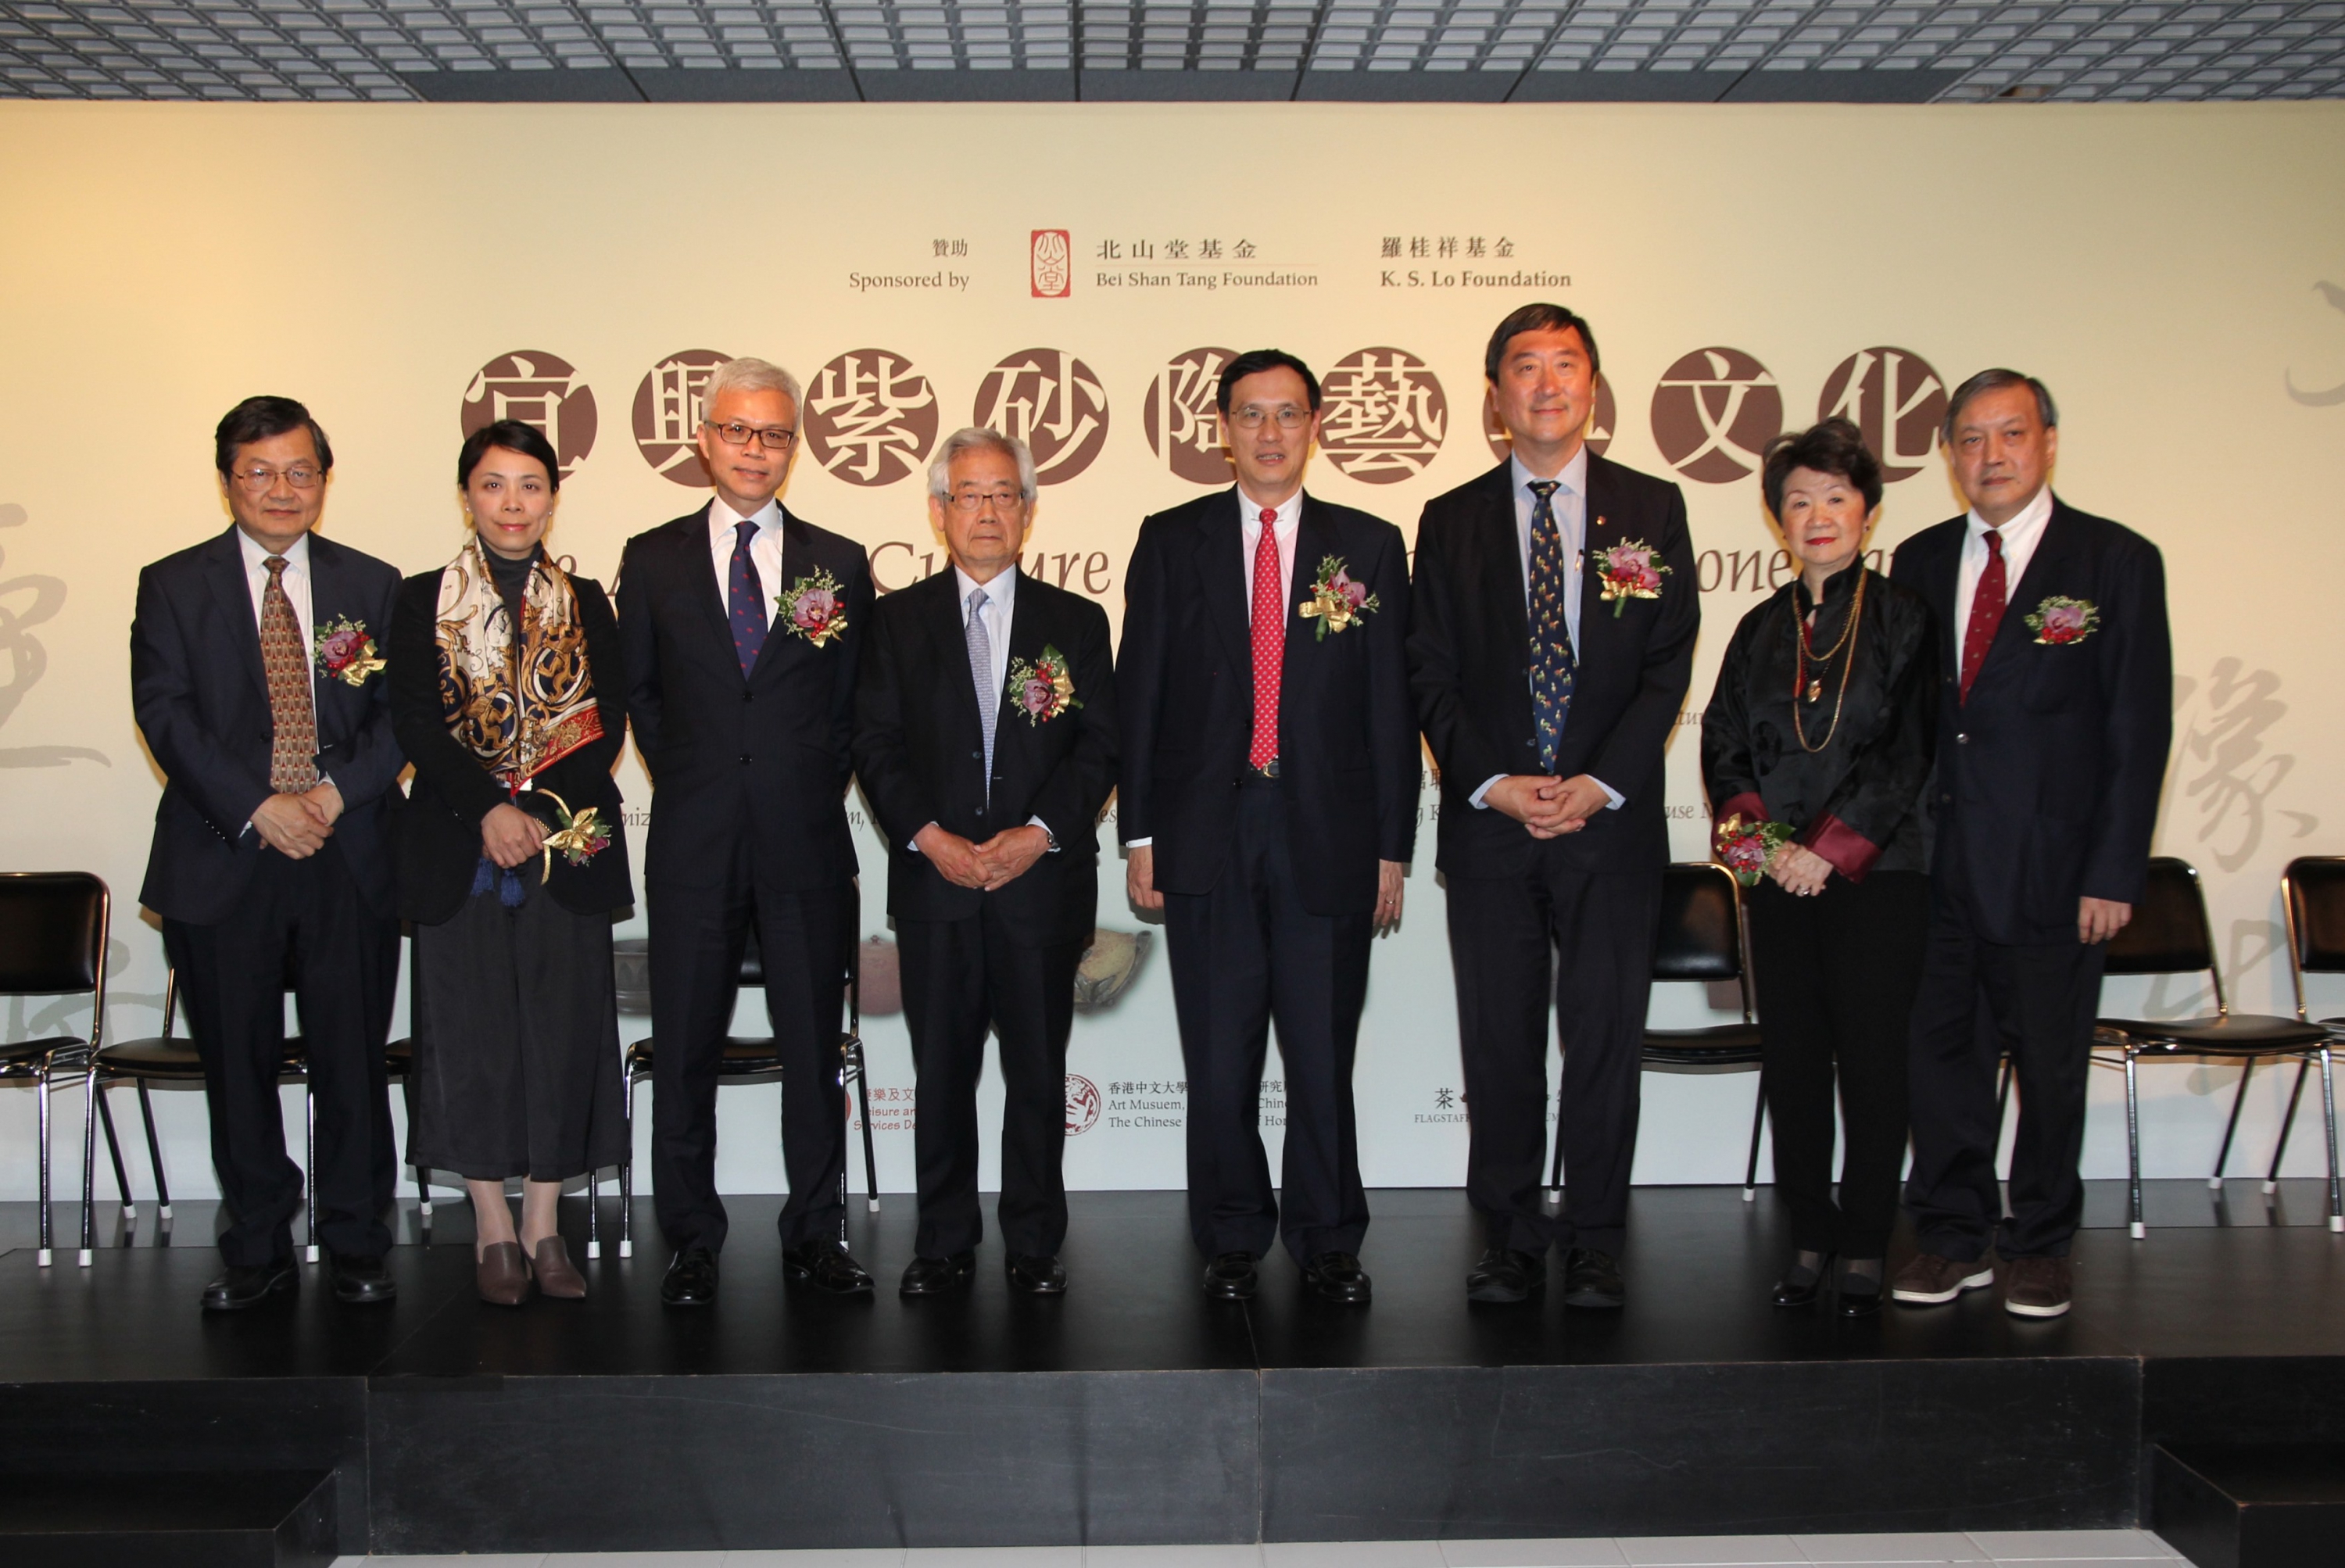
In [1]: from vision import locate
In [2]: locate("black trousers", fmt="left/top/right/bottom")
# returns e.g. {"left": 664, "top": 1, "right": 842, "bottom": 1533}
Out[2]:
{"left": 647, "top": 843, "right": 850, "bottom": 1255}
{"left": 163, "top": 843, "right": 400, "bottom": 1267}
{"left": 1446, "top": 847, "right": 1659, "bottom": 1256}
{"left": 1905, "top": 841, "right": 2109, "bottom": 1262}
{"left": 898, "top": 904, "right": 1083, "bottom": 1259}
{"left": 1163, "top": 779, "right": 1372, "bottom": 1264}
{"left": 1748, "top": 872, "right": 1929, "bottom": 1258}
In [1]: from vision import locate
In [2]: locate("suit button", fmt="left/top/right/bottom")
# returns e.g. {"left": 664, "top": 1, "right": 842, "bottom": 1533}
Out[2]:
{"left": 743, "top": 690, "right": 753, "bottom": 703}
{"left": 739, "top": 754, "right": 751, "bottom": 764}
{"left": 972, "top": 750, "right": 983, "bottom": 761}
{"left": 1941, "top": 793, "right": 1953, "bottom": 805}
{"left": 1957, "top": 733, "right": 1969, "bottom": 745}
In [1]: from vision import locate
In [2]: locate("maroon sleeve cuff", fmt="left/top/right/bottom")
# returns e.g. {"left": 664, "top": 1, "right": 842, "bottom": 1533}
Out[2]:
{"left": 1799, "top": 813, "right": 1881, "bottom": 884}
{"left": 1714, "top": 792, "right": 1769, "bottom": 826}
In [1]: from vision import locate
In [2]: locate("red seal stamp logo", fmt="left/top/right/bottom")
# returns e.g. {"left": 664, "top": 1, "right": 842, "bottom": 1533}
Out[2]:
{"left": 1064, "top": 1073, "right": 1101, "bottom": 1136}
{"left": 1031, "top": 229, "right": 1072, "bottom": 299}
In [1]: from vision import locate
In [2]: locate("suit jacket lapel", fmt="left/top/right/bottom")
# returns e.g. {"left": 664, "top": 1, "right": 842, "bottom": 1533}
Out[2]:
{"left": 205, "top": 528, "right": 271, "bottom": 707}
{"left": 1979, "top": 501, "right": 2079, "bottom": 688}
{"left": 1471, "top": 464, "right": 1531, "bottom": 657}
{"left": 926, "top": 567, "right": 990, "bottom": 740}
{"left": 1577, "top": 458, "right": 1619, "bottom": 659}
{"left": 1198, "top": 489, "right": 1252, "bottom": 675}
{"left": 304, "top": 534, "right": 345, "bottom": 721}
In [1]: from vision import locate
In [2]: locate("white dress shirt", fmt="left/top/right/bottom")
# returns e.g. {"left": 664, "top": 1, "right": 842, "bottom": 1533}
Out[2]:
{"left": 235, "top": 527, "right": 324, "bottom": 828}
{"left": 1955, "top": 482, "right": 2056, "bottom": 639}
{"left": 914, "top": 564, "right": 1055, "bottom": 854}
{"left": 707, "top": 494, "right": 787, "bottom": 628}
{"left": 1470, "top": 449, "right": 1621, "bottom": 812}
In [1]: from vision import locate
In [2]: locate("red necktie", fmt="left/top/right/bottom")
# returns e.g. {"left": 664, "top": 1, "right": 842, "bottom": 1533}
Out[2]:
{"left": 1959, "top": 527, "right": 2006, "bottom": 705}
{"left": 1248, "top": 509, "right": 1283, "bottom": 769}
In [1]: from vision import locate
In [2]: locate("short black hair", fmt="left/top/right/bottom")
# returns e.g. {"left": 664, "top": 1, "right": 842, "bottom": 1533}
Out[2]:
{"left": 1942, "top": 368, "right": 2058, "bottom": 442}
{"left": 1217, "top": 349, "right": 1321, "bottom": 413}
{"left": 1484, "top": 303, "right": 1601, "bottom": 384}
{"left": 1761, "top": 417, "right": 1883, "bottom": 518}
{"left": 214, "top": 396, "right": 332, "bottom": 479}
{"left": 457, "top": 419, "right": 561, "bottom": 492}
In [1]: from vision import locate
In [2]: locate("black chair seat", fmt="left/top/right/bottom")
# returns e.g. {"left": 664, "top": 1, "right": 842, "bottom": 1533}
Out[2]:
{"left": 0, "top": 1035, "right": 81, "bottom": 1068}
{"left": 96, "top": 1036, "right": 204, "bottom": 1076}
{"left": 1642, "top": 1022, "right": 1765, "bottom": 1068}
{"left": 385, "top": 1037, "right": 413, "bottom": 1069}
{"left": 2097, "top": 1012, "right": 2334, "bottom": 1053}
{"left": 628, "top": 1035, "right": 788, "bottom": 1076}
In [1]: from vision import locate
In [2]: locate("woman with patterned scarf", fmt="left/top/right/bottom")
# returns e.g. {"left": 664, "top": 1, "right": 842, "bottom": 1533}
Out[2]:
{"left": 389, "top": 419, "right": 631, "bottom": 1306}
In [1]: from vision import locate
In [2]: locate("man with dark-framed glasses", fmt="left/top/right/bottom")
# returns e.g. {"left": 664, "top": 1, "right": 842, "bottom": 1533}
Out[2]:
{"left": 617, "top": 356, "right": 876, "bottom": 1306}
{"left": 132, "top": 396, "right": 406, "bottom": 1311}
{"left": 852, "top": 427, "right": 1116, "bottom": 1298}
{"left": 1119, "top": 349, "right": 1417, "bottom": 1305}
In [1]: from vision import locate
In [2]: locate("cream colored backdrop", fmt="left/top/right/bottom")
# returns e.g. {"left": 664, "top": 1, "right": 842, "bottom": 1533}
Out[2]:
{"left": 2, "top": 100, "right": 2341, "bottom": 1208}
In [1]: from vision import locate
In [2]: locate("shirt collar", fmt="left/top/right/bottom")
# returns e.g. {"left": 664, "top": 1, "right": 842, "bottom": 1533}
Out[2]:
{"left": 952, "top": 563, "right": 1018, "bottom": 615}
{"left": 1965, "top": 483, "right": 2054, "bottom": 552}
{"left": 1237, "top": 486, "right": 1303, "bottom": 531}
{"left": 710, "top": 493, "right": 784, "bottom": 536}
{"left": 1510, "top": 443, "right": 1591, "bottom": 503}
{"left": 237, "top": 527, "right": 311, "bottom": 572}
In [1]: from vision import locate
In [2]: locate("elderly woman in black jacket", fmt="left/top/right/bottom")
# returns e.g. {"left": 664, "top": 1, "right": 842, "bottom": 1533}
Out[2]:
{"left": 1702, "top": 418, "right": 1938, "bottom": 1318}
{"left": 391, "top": 419, "right": 630, "bottom": 1306}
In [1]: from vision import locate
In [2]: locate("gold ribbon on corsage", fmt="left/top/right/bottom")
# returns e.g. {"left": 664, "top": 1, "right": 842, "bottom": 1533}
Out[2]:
{"left": 535, "top": 790, "right": 613, "bottom": 881}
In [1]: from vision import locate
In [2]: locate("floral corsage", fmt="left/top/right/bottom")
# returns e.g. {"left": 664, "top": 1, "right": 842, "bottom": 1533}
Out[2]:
{"left": 779, "top": 568, "right": 849, "bottom": 648}
{"left": 1715, "top": 813, "right": 1795, "bottom": 887}
{"left": 2025, "top": 596, "right": 2099, "bottom": 646}
{"left": 1297, "top": 555, "right": 1380, "bottom": 640}
{"left": 312, "top": 617, "right": 385, "bottom": 686}
{"left": 1006, "top": 645, "right": 1080, "bottom": 725}
{"left": 1596, "top": 535, "right": 1670, "bottom": 618}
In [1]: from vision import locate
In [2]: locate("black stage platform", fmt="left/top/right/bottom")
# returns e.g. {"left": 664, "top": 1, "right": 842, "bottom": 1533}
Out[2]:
{"left": 1, "top": 1183, "right": 2340, "bottom": 1559}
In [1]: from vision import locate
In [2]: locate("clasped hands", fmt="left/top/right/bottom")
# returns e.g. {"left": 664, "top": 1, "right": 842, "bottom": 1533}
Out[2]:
{"left": 1484, "top": 773, "right": 1613, "bottom": 839}
{"left": 250, "top": 782, "right": 344, "bottom": 859}
{"left": 917, "top": 822, "right": 1050, "bottom": 892}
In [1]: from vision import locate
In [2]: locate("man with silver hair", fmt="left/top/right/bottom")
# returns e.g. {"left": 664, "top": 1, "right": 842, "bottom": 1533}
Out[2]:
{"left": 852, "top": 427, "right": 1117, "bottom": 1296}
{"left": 618, "top": 355, "right": 877, "bottom": 1305}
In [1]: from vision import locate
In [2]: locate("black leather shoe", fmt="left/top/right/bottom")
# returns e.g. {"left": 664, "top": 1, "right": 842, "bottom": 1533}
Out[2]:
{"left": 1561, "top": 1248, "right": 1625, "bottom": 1310}
{"left": 1202, "top": 1251, "right": 1258, "bottom": 1301}
{"left": 200, "top": 1258, "right": 297, "bottom": 1312}
{"left": 328, "top": 1252, "right": 396, "bottom": 1305}
{"left": 1837, "top": 1259, "right": 1885, "bottom": 1319}
{"left": 1006, "top": 1253, "right": 1068, "bottom": 1295}
{"left": 1301, "top": 1251, "right": 1372, "bottom": 1305}
{"left": 661, "top": 1246, "right": 719, "bottom": 1307}
{"left": 900, "top": 1251, "right": 976, "bottom": 1296}
{"left": 783, "top": 1240, "right": 875, "bottom": 1295}
{"left": 1772, "top": 1251, "right": 1833, "bottom": 1309}
{"left": 1466, "top": 1247, "right": 1544, "bottom": 1305}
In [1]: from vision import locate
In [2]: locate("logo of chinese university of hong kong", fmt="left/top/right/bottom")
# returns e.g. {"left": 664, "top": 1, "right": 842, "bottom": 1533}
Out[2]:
{"left": 1144, "top": 345, "right": 1237, "bottom": 485}
{"left": 974, "top": 349, "right": 1109, "bottom": 485}
{"left": 1031, "top": 230, "right": 1071, "bottom": 299}
{"left": 460, "top": 351, "right": 597, "bottom": 478}
{"left": 1318, "top": 347, "right": 1447, "bottom": 485}
{"left": 1484, "top": 378, "right": 1616, "bottom": 462}
{"left": 1065, "top": 1073, "right": 1101, "bottom": 1136}
{"left": 1817, "top": 346, "right": 1947, "bottom": 483}
{"left": 632, "top": 348, "right": 729, "bottom": 488}
{"left": 803, "top": 349, "right": 939, "bottom": 488}
{"left": 1651, "top": 347, "right": 1784, "bottom": 485}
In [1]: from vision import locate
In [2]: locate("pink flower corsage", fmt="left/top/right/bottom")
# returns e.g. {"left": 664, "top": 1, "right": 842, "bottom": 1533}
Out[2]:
{"left": 778, "top": 568, "right": 849, "bottom": 648}
{"left": 312, "top": 617, "right": 385, "bottom": 686}
{"left": 1298, "top": 554, "right": 1380, "bottom": 641}
{"left": 1596, "top": 535, "right": 1670, "bottom": 618}
{"left": 2025, "top": 596, "right": 2099, "bottom": 646}
{"left": 1005, "top": 644, "right": 1080, "bottom": 726}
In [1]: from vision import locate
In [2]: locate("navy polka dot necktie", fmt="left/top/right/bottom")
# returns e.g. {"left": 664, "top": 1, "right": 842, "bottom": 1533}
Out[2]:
{"left": 729, "top": 519, "right": 767, "bottom": 678}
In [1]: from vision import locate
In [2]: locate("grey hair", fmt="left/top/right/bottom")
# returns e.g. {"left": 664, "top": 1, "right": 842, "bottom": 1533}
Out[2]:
{"left": 1942, "top": 368, "right": 2058, "bottom": 442}
{"left": 700, "top": 356, "right": 804, "bottom": 422}
{"left": 926, "top": 426, "right": 1038, "bottom": 503}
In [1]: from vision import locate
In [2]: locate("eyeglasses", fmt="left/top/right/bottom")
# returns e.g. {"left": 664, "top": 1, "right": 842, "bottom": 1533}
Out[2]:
{"left": 230, "top": 464, "right": 324, "bottom": 492}
{"left": 704, "top": 421, "right": 797, "bottom": 453}
{"left": 1230, "top": 405, "right": 1312, "bottom": 431}
{"left": 947, "top": 488, "right": 1026, "bottom": 514}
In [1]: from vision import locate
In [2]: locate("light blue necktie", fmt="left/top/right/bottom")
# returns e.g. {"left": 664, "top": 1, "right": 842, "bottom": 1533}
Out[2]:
{"left": 966, "top": 585, "right": 996, "bottom": 805}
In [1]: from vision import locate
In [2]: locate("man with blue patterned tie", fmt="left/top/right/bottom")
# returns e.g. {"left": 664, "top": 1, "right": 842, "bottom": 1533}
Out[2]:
{"left": 1409, "top": 305, "right": 1699, "bottom": 1308}
{"left": 617, "top": 356, "right": 876, "bottom": 1306}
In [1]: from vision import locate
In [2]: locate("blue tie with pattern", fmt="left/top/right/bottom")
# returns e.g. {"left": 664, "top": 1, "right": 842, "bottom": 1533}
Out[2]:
{"left": 1527, "top": 478, "right": 1577, "bottom": 773}
{"left": 728, "top": 519, "right": 766, "bottom": 678}
{"left": 966, "top": 585, "right": 997, "bottom": 807}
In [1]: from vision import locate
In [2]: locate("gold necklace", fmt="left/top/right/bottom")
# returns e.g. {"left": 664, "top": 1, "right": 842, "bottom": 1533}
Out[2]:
{"left": 1793, "top": 568, "right": 1865, "bottom": 754}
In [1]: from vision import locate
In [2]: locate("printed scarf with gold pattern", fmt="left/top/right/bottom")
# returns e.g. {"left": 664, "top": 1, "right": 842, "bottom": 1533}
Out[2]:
{"left": 433, "top": 539, "right": 603, "bottom": 788}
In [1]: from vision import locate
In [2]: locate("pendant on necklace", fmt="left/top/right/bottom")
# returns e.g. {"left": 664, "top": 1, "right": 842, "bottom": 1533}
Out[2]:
{"left": 1806, "top": 679, "right": 1822, "bottom": 703}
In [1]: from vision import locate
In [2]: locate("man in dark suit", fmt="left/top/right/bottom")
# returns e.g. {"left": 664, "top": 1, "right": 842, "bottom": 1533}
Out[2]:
{"left": 853, "top": 428, "right": 1117, "bottom": 1297}
{"left": 617, "top": 356, "right": 877, "bottom": 1305}
{"left": 1409, "top": 304, "right": 1699, "bottom": 1308}
{"left": 1890, "top": 371, "right": 2170, "bottom": 1320}
{"left": 1120, "top": 349, "right": 1416, "bottom": 1305}
{"left": 131, "top": 396, "right": 405, "bottom": 1311}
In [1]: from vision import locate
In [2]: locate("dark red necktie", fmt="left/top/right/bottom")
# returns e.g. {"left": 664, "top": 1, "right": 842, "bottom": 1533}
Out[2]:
{"left": 1959, "top": 527, "right": 2006, "bottom": 704}
{"left": 1248, "top": 510, "right": 1283, "bottom": 769}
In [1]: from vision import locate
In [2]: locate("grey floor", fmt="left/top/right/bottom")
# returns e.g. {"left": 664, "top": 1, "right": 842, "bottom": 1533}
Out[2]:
{"left": 332, "top": 1528, "right": 2190, "bottom": 1566}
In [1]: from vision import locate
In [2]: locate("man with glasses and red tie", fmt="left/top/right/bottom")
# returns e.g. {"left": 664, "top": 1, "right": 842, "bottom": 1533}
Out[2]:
{"left": 617, "top": 356, "right": 876, "bottom": 1307}
{"left": 1889, "top": 371, "right": 2170, "bottom": 1320}
{"left": 1119, "top": 349, "right": 1416, "bottom": 1305}
{"left": 132, "top": 396, "right": 406, "bottom": 1311}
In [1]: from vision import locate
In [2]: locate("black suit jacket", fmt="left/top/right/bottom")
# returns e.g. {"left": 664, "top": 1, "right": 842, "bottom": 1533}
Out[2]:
{"left": 853, "top": 567, "right": 1118, "bottom": 947}
{"left": 1891, "top": 496, "right": 2171, "bottom": 945}
{"left": 1118, "top": 488, "right": 1417, "bottom": 918}
{"left": 131, "top": 525, "right": 405, "bottom": 924}
{"left": 617, "top": 503, "right": 872, "bottom": 893}
{"left": 388, "top": 567, "right": 632, "bottom": 923}
{"left": 1409, "top": 455, "right": 1699, "bottom": 879}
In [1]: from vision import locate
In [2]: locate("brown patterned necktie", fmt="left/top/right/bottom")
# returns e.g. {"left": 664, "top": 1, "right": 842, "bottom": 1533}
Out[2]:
{"left": 261, "top": 554, "right": 318, "bottom": 793}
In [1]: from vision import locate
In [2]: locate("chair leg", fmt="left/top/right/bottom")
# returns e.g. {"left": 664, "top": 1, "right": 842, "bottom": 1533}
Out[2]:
{"left": 2320, "top": 1046, "right": 2342, "bottom": 1235}
{"left": 1743, "top": 1070, "right": 1767, "bottom": 1202}
{"left": 78, "top": 1060, "right": 99, "bottom": 1265}
{"left": 586, "top": 1161, "right": 601, "bottom": 1260}
{"left": 2266, "top": 1058, "right": 2312, "bottom": 1195}
{"left": 96, "top": 1087, "right": 134, "bottom": 1223}
{"left": 2125, "top": 1050, "right": 2146, "bottom": 1240}
{"left": 1994, "top": 1055, "right": 2014, "bottom": 1180}
{"left": 401, "top": 1071, "right": 431, "bottom": 1221}
{"left": 619, "top": 1071, "right": 636, "bottom": 1259}
{"left": 37, "top": 1070, "right": 53, "bottom": 1267}
{"left": 136, "top": 1082, "right": 172, "bottom": 1221}
{"left": 2212, "top": 1057, "right": 2257, "bottom": 1190}
{"left": 850, "top": 1040, "right": 879, "bottom": 1215}
{"left": 303, "top": 1081, "right": 319, "bottom": 1265}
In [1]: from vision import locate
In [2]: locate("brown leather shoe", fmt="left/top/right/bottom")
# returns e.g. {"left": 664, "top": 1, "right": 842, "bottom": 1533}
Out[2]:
{"left": 532, "top": 1236, "right": 586, "bottom": 1300}
{"left": 476, "top": 1240, "right": 532, "bottom": 1307}
{"left": 1889, "top": 1251, "right": 1995, "bottom": 1305}
{"left": 2003, "top": 1255, "right": 2074, "bottom": 1319}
